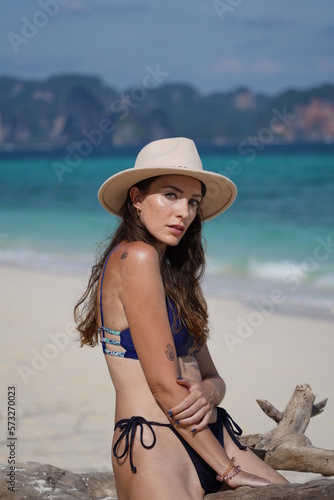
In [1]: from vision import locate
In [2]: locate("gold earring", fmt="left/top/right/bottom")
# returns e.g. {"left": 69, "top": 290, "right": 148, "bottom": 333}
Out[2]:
{"left": 136, "top": 207, "right": 141, "bottom": 217}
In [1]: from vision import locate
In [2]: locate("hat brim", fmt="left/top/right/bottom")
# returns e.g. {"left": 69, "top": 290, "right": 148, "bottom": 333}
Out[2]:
{"left": 98, "top": 166, "right": 237, "bottom": 221}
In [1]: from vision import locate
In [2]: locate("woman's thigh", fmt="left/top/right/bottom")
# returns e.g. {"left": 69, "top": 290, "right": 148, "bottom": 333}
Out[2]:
{"left": 223, "top": 428, "right": 289, "bottom": 484}
{"left": 112, "top": 425, "right": 204, "bottom": 500}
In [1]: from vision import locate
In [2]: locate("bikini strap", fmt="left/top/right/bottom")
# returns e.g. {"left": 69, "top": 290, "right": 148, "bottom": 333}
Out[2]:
{"left": 217, "top": 407, "right": 247, "bottom": 451}
{"left": 113, "top": 416, "right": 171, "bottom": 473}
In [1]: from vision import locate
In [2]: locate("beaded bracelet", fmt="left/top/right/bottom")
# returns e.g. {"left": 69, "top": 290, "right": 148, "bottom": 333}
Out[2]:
{"left": 216, "top": 457, "right": 241, "bottom": 482}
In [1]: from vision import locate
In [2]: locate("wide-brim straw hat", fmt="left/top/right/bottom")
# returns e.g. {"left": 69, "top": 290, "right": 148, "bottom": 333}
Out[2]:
{"left": 98, "top": 137, "right": 237, "bottom": 221}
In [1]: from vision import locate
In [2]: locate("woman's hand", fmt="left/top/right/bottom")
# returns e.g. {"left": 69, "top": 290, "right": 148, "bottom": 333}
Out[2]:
{"left": 224, "top": 470, "right": 272, "bottom": 489}
{"left": 168, "top": 377, "right": 216, "bottom": 431}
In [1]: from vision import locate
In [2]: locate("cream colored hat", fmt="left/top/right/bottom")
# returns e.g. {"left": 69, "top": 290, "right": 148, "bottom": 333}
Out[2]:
{"left": 98, "top": 137, "right": 237, "bottom": 221}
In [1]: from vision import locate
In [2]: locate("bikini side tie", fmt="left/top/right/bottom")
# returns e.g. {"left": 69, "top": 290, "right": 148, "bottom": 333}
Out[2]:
{"left": 113, "top": 416, "right": 170, "bottom": 473}
{"left": 218, "top": 407, "right": 247, "bottom": 450}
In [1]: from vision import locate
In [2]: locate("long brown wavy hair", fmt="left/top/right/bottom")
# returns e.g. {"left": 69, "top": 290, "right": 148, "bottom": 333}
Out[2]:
{"left": 74, "top": 177, "right": 209, "bottom": 352}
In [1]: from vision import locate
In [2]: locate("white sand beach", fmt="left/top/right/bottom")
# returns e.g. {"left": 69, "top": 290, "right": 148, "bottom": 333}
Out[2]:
{"left": 1, "top": 266, "right": 333, "bottom": 483}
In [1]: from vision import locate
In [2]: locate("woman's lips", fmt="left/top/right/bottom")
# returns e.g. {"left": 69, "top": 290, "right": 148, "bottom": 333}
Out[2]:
{"left": 168, "top": 225, "right": 185, "bottom": 235}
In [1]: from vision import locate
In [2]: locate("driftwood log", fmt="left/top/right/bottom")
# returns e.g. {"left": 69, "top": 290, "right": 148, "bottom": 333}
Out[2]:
{"left": 0, "top": 462, "right": 117, "bottom": 500}
{"left": 205, "top": 480, "right": 334, "bottom": 499}
{"left": 0, "top": 462, "right": 333, "bottom": 500}
{"left": 0, "top": 385, "right": 333, "bottom": 499}
{"left": 239, "top": 383, "right": 334, "bottom": 476}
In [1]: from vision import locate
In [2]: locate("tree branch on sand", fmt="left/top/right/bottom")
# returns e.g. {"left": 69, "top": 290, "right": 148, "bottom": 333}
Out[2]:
{"left": 239, "top": 383, "right": 334, "bottom": 477}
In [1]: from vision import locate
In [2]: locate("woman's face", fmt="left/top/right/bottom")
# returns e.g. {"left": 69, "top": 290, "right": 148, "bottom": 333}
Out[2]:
{"left": 130, "top": 175, "right": 203, "bottom": 252}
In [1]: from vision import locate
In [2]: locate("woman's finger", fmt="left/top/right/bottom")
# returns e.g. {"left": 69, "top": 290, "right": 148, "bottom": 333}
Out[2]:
{"left": 169, "top": 398, "right": 202, "bottom": 420}
{"left": 174, "top": 409, "right": 205, "bottom": 427}
{"left": 174, "top": 403, "right": 211, "bottom": 425}
{"left": 189, "top": 414, "right": 210, "bottom": 432}
{"left": 168, "top": 393, "right": 195, "bottom": 416}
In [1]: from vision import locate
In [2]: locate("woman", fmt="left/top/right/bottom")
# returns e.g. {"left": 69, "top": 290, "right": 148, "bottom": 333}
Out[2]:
{"left": 75, "top": 137, "right": 288, "bottom": 499}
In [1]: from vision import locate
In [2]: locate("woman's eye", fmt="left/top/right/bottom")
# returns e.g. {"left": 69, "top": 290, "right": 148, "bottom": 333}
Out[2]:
{"left": 189, "top": 199, "right": 200, "bottom": 207}
{"left": 164, "top": 193, "right": 200, "bottom": 206}
{"left": 165, "top": 192, "right": 177, "bottom": 199}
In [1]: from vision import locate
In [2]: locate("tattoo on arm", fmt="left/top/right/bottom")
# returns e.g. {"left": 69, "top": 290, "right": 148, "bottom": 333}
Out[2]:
{"left": 120, "top": 252, "right": 128, "bottom": 260}
{"left": 165, "top": 343, "right": 175, "bottom": 361}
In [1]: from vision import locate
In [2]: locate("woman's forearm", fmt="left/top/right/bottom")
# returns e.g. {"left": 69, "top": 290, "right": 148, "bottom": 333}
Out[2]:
{"left": 202, "top": 374, "right": 226, "bottom": 407}
{"left": 175, "top": 422, "right": 231, "bottom": 475}
{"left": 153, "top": 384, "right": 232, "bottom": 477}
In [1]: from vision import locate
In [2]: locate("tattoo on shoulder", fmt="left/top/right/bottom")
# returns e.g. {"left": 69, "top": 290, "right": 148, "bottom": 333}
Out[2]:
{"left": 165, "top": 343, "right": 175, "bottom": 361}
{"left": 120, "top": 252, "right": 128, "bottom": 260}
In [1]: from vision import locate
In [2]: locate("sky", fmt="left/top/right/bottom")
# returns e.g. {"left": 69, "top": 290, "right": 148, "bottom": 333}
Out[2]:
{"left": 0, "top": 0, "right": 334, "bottom": 96}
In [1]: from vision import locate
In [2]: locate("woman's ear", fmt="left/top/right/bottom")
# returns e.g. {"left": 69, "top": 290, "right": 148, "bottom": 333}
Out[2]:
{"left": 129, "top": 186, "right": 142, "bottom": 209}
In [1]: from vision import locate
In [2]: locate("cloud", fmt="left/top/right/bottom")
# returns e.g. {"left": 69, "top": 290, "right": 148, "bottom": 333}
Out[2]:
{"left": 209, "top": 58, "right": 282, "bottom": 77}
{"left": 60, "top": 0, "right": 92, "bottom": 16}
{"left": 240, "top": 15, "right": 294, "bottom": 30}
{"left": 317, "top": 58, "right": 334, "bottom": 74}
{"left": 320, "top": 24, "right": 334, "bottom": 36}
{"left": 210, "top": 58, "right": 244, "bottom": 76}
{"left": 237, "top": 37, "right": 274, "bottom": 50}
{"left": 61, "top": 0, "right": 150, "bottom": 17}
{"left": 0, "top": 53, "right": 81, "bottom": 78}
{"left": 253, "top": 60, "right": 282, "bottom": 75}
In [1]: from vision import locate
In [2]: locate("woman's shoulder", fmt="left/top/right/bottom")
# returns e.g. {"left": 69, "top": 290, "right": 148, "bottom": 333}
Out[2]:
{"left": 115, "top": 242, "right": 163, "bottom": 295}
{"left": 119, "top": 241, "right": 159, "bottom": 259}
{"left": 114, "top": 241, "right": 160, "bottom": 273}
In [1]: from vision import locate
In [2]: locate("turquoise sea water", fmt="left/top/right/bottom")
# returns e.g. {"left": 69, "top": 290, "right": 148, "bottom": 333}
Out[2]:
{"left": 1, "top": 146, "right": 334, "bottom": 314}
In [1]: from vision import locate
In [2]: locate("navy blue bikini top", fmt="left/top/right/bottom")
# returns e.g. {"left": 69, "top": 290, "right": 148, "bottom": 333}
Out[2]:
{"left": 98, "top": 246, "right": 195, "bottom": 359}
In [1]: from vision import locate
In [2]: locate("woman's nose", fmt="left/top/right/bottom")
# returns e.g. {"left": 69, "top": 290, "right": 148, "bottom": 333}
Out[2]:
{"left": 176, "top": 198, "right": 190, "bottom": 219}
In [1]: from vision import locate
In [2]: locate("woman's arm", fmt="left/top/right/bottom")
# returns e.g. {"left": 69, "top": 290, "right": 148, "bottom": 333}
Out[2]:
{"left": 196, "top": 342, "right": 226, "bottom": 407}
{"left": 168, "top": 344, "right": 226, "bottom": 430}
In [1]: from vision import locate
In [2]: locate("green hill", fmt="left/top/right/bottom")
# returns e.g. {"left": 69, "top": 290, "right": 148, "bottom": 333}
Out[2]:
{"left": 0, "top": 74, "right": 333, "bottom": 149}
